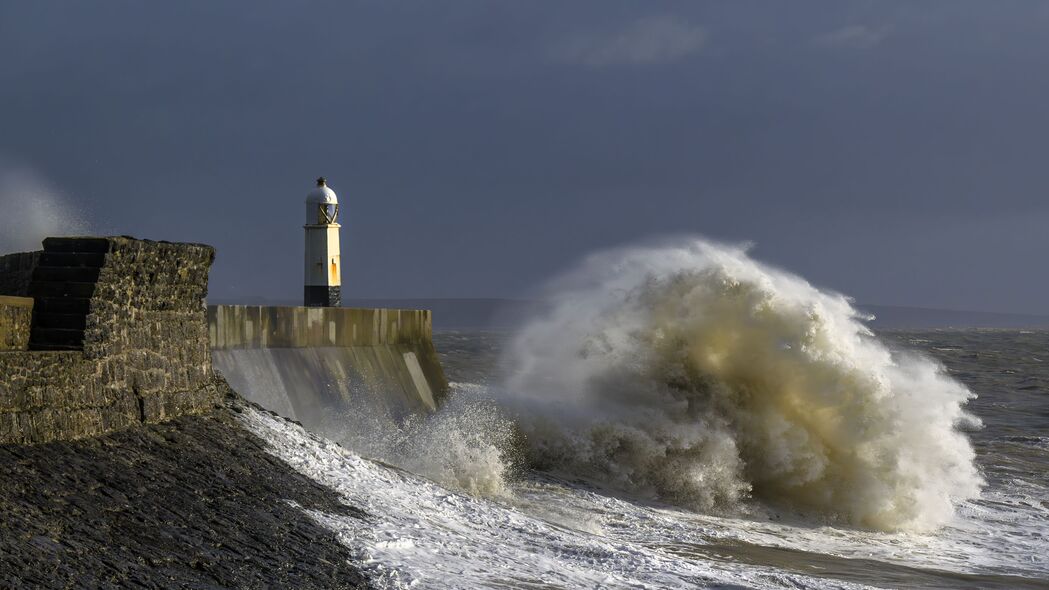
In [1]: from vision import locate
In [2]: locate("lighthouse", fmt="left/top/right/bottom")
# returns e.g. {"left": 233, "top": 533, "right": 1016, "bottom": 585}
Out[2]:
{"left": 304, "top": 177, "right": 341, "bottom": 307}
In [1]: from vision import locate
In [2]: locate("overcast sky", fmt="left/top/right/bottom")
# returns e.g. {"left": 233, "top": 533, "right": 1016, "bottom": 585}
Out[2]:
{"left": 2, "top": 1, "right": 1047, "bottom": 313}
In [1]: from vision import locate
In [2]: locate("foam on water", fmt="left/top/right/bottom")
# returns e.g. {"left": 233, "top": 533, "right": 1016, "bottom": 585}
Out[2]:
{"left": 313, "top": 383, "right": 519, "bottom": 498}
{"left": 239, "top": 403, "right": 1048, "bottom": 588}
{"left": 228, "top": 237, "right": 1048, "bottom": 586}
{"left": 500, "top": 238, "right": 984, "bottom": 532}
{"left": 239, "top": 405, "right": 873, "bottom": 589}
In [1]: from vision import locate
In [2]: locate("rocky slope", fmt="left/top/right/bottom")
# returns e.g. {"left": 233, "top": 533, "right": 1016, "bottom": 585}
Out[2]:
{"left": 0, "top": 390, "right": 370, "bottom": 589}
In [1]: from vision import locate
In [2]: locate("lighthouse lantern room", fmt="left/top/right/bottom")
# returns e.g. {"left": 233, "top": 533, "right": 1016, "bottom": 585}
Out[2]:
{"left": 304, "top": 177, "right": 342, "bottom": 307}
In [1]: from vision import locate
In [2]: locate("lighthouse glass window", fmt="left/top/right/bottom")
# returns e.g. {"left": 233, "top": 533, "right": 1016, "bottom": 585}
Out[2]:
{"left": 317, "top": 204, "right": 339, "bottom": 224}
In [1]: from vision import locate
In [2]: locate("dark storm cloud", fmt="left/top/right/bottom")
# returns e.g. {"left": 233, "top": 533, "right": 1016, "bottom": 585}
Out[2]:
{"left": 1, "top": 1, "right": 1047, "bottom": 313}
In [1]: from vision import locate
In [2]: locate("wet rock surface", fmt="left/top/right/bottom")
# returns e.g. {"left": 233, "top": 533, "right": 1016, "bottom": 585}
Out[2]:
{"left": 0, "top": 398, "right": 371, "bottom": 589}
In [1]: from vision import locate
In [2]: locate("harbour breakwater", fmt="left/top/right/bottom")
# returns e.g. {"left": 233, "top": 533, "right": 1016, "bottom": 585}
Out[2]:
{"left": 209, "top": 305, "right": 447, "bottom": 429}
{"left": 0, "top": 235, "right": 446, "bottom": 444}
{"left": 0, "top": 234, "right": 445, "bottom": 587}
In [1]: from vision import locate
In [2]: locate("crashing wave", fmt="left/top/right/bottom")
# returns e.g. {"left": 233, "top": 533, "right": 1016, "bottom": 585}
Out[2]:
{"left": 500, "top": 238, "right": 983, "bottom": 531}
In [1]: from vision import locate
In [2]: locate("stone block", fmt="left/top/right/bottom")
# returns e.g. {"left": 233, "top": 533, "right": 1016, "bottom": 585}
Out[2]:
{"left": 0, "top": 296, "right": 33, "bottom": 351}
{"left": 0, "top": 237, "right": 222, "bottom": 444}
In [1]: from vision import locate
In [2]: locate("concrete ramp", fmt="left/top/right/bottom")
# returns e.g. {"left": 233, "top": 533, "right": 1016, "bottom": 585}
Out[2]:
{"left": 208, "top": 306, "right": 447, "bottom": 427}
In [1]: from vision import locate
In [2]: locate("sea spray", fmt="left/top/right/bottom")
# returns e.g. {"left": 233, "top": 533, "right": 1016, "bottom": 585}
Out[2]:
{"left": 0, "top": 159, "right": 91, "bottom": 252}
{"left": 500, "top": 237, "right": 983, "bottom": 531}
{"left": 316, "top": 383, "right": 521, "bottom": 498}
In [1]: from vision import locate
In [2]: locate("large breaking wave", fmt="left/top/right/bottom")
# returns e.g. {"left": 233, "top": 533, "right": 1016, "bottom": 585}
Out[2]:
{"left": 500, "top": 238, "right": 983, "bottom": 531}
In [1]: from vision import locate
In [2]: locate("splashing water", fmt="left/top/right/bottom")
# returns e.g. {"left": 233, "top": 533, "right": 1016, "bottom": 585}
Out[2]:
{"left": 500, "top": 238, "right": 983, "bottom": 531}
{"left": 315, "top": 383, "right": 521, "bottom": 498}
{"left": 0, "top": 160, "right": 91, "bottom": 252}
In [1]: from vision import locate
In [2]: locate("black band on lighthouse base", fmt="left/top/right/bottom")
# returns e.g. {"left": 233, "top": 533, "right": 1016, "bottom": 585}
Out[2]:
{"left": 304, "top": 286, "right": 341, "bottom": 307}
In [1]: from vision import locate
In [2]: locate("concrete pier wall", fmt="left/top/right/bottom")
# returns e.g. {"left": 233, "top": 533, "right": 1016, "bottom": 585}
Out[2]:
{"left": 208, "top": 305, "right": 447, "bottom": 428}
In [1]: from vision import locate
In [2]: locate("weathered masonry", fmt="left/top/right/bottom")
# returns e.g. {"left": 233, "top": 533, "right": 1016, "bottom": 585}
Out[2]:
{"left": 0, "top": 296, "right": 33, "bottom": 352}
{"left": 0, "top": 237, "right": 224, "bottom": 444}
{"left": 209, "top": 305, "right": 447, "bottom": 429}
{"left": 0, "top": 236, "right": 448, "bottom": 445}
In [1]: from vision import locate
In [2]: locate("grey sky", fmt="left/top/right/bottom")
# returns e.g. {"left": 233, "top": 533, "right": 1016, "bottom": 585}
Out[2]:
{"left": 2, "top": 1, "right": 1047, "bottom": 313}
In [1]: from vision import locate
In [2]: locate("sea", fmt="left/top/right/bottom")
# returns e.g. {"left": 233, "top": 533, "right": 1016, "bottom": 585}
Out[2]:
{"left": 238, "top": 240, "right": 1048, "bottom": 589}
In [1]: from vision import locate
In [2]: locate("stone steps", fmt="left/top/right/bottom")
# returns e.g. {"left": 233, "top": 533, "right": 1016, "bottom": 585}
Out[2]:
{"left": 28, "top": 281, "right": 98, "bottom": 299}
{"left": 41, "top": 237, "right": 112, "bottom": 253}
{"left": 27, "top": 240, "right": 108, "bottom": 351}
{"left": 38, "top": 252, "right": 106, "bottom": 268}
{"left": 32, "top": 266, "right": 102, "bottom": 283}
{"left": 33, "top": 312, "right": 87, "bottom": 330}
{"left": 33, "top": 297, "right": 91, "bottom": 315}
{"left": 25, "top": 342, "right": 83, "bottom": 351}
{"left": 29, "top": 327, "right": 85, "bottom": 349}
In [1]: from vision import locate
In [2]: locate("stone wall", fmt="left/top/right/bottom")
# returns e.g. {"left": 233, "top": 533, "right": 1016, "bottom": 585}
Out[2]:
{"left": 0, "top": 297, "right": 33, "bottom": 351}
{"left": 0, "top": 237, "right": 222, "bottom": 444}
{"left": 209, "top": 305, "right": 447, "bottom": 427}
{"left": 0, "top": 251, "right": 41, "bottom": 297}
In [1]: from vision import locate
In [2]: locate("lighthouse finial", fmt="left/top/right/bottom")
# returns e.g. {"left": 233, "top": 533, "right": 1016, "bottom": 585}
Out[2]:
{"left": 316, "top": 177, "right": 326, "bottom": 187}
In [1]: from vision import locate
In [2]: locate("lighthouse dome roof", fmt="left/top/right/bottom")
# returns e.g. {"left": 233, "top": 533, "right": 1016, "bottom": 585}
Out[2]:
{"left": 306, "top": 177, "right": 338, "bottom": 204}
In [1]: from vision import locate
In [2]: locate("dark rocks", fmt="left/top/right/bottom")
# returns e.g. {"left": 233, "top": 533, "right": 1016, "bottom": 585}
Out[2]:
{"left": 0, "top": 395, "right": 371, "bottom": 589}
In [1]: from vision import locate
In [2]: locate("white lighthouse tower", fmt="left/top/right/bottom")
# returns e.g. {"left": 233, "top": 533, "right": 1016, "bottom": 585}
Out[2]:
{"left": 304, "top": 177, "right": 341, "bottom": 307}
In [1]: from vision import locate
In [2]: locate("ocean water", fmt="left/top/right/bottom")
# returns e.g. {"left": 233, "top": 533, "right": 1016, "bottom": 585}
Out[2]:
{"left": 239, "top": 240, "right": 1049, "bottom": 589}
{"left": 240, "top": 329, "right": 1049, "bottom": 589}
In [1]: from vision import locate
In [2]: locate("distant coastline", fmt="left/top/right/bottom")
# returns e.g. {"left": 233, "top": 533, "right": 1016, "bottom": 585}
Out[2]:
{"left": 208, "top": 297, "right": 1049, "bottom": 331}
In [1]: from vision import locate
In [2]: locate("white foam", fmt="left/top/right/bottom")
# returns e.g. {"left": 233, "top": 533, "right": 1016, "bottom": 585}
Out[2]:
{"left": 239, "top": 405, "right": 871, "bottom": 590}
{"left": 500, "top": 238, "right": 984, "bottom": 532}
{"left": 313, "top": 383, "right": 518, "bottom": 498}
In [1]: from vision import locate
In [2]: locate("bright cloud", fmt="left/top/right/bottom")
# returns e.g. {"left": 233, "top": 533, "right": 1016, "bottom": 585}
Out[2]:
{"left": 812, "top": 25, "right": 890, "bottom": 50}
{"left": 550, "top": 16, "right": 707, "bottom": 67}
